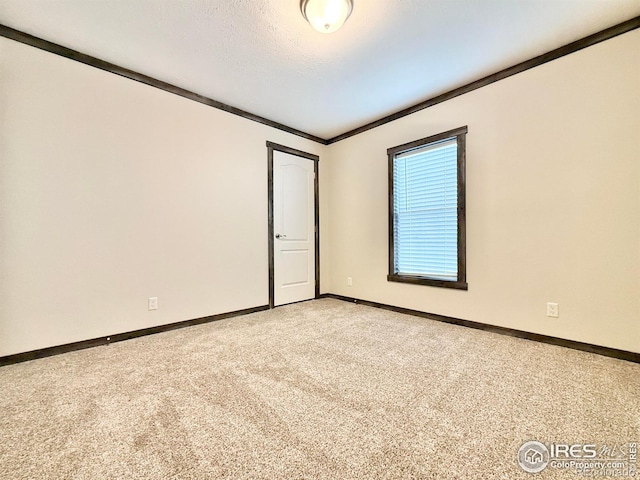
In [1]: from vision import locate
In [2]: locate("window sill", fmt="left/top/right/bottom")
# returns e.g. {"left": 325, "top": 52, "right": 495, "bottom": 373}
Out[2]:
{"left": 387, "top": 274, "right": 468, "bottom": 290}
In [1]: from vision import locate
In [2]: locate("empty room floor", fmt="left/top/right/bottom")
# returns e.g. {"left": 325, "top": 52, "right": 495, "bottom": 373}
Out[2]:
{"left": 1, "top": 298, "right": 638, "bottom": 479}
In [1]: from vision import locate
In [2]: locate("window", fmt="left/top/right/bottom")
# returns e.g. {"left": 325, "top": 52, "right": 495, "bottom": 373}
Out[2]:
{"left": 387, "top": 126, "right": 467, "bottom": 290}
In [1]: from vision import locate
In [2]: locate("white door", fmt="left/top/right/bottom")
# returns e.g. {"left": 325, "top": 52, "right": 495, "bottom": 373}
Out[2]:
{"left": 273, "top": 151, "right": 315, "bottom": 306}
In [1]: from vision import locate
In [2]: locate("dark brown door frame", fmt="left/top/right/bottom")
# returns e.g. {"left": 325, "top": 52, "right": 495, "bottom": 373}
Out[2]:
{"left": 267, "top": 141, "right": 320, "bottom": 309}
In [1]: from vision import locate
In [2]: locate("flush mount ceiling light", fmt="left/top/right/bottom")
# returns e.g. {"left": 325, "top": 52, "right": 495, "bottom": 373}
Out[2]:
{"left": 300, "top": 0, "right": 354, "bottom": 34}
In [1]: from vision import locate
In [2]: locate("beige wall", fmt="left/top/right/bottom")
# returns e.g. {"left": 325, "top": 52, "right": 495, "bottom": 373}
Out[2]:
{"left": 0, "top": 37, "right": 327, "bottom": 356}
{"left": 323, "top": 30, "right": 640, "bottom": 353}
{"left": 2, "top": 29, "right": 638, "bottom": 358}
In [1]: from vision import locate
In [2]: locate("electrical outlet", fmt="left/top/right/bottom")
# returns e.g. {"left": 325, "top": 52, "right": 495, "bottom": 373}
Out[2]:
{"left": 347, "top": 277, "right": 353, "bottom": 286}
{"left": 546, "top": 302, "right": 559, "bottom": 318}
{"left": 148, "top": 297, "right": 158, "bottom": 311}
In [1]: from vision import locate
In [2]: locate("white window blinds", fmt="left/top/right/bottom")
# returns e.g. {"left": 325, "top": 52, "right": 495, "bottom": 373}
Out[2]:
{"left": 393, "top": 138, "right": 458, "bottom": 281}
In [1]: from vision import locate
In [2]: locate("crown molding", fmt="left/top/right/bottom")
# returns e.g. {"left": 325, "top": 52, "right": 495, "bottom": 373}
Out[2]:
{"left": 1, "top": 15, "right": 639, "bottom": 145}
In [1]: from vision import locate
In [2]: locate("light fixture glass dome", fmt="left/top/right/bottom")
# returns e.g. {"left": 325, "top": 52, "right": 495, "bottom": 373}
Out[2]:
{"left": 300, "top": 0, "right": 354, "bottom": 34}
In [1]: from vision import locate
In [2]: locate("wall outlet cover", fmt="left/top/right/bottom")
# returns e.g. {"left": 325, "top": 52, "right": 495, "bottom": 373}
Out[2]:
{"left": 148, "top": 297, "right": 158, "bottom": 310}
{"left": 547, "top": 302, "right": 559, "bottom": 317}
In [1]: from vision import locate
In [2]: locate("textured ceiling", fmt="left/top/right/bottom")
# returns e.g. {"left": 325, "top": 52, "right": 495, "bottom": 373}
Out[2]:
{"left": 0, "top": 0, "right": 639, "bottom": 139}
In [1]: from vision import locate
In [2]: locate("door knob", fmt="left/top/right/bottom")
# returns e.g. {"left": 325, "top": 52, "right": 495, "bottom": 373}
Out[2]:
{"left": 275, "top": 233, "right": 287, "bottom": 239}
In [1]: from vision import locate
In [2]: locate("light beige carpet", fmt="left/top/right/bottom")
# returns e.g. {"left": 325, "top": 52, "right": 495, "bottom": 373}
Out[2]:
{"left": 0, "top": 299, "right": 638, "bottom": 479}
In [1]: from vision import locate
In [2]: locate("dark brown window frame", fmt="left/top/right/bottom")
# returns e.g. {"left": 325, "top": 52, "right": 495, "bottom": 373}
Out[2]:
{"left": 387, "top": 126, "right": 468, "bottom": 290}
